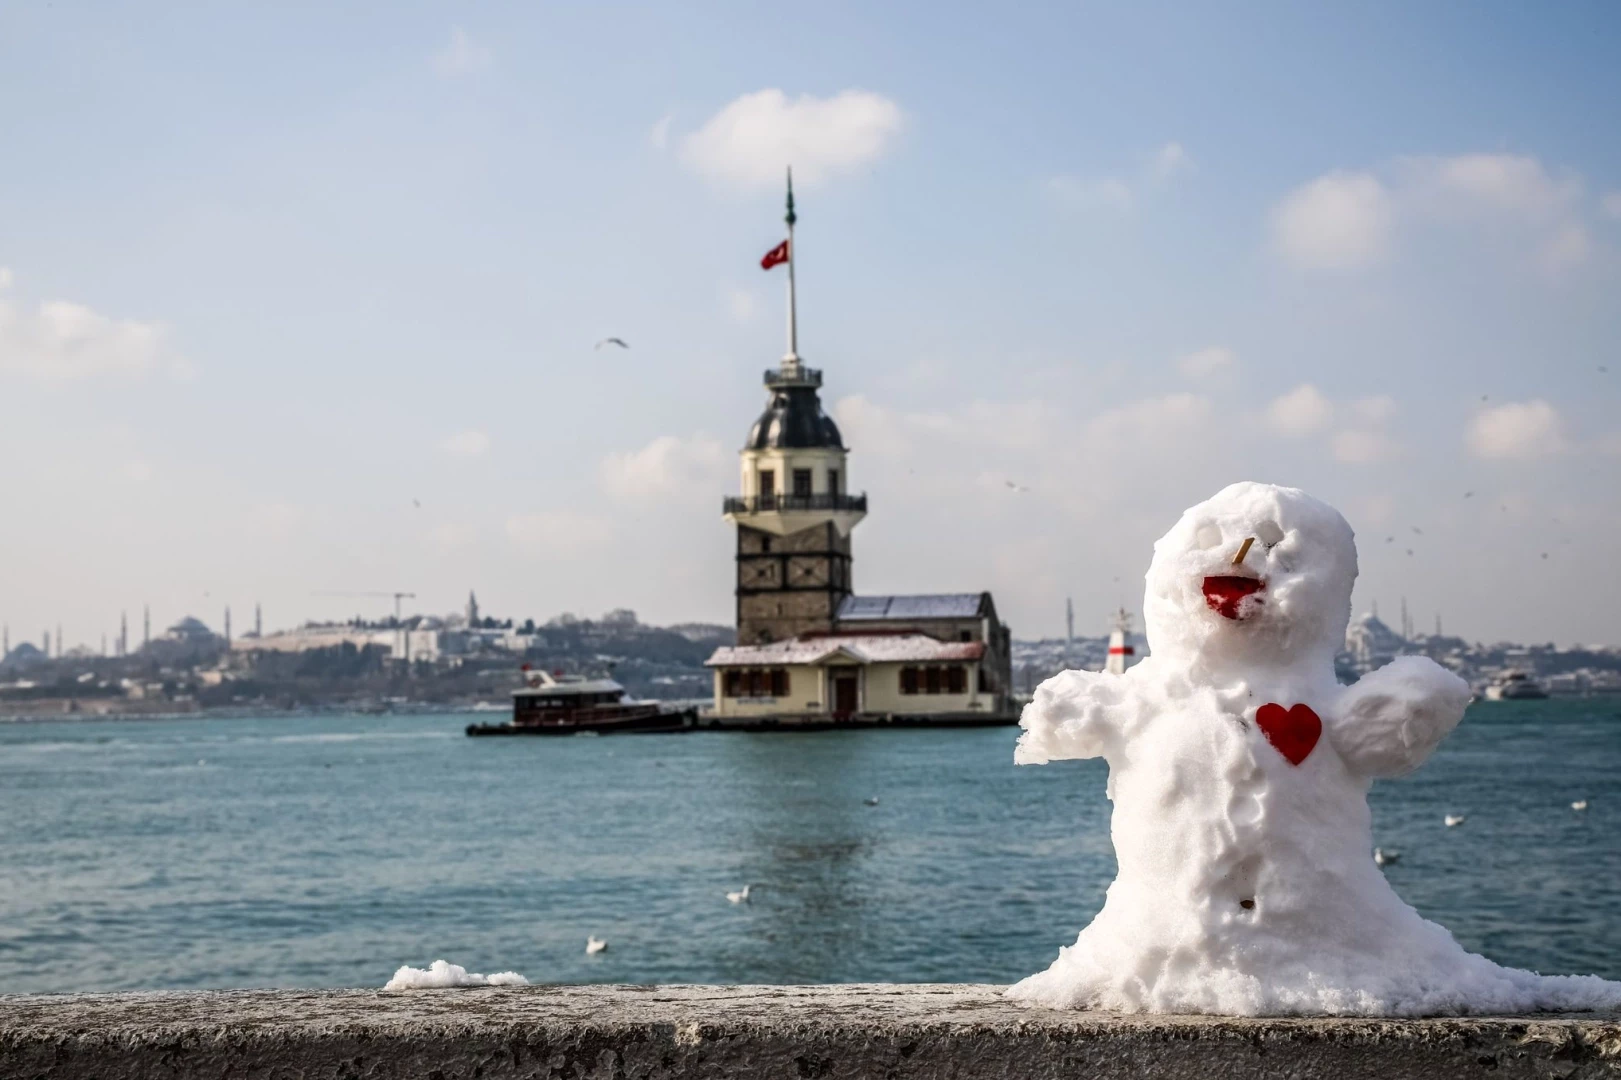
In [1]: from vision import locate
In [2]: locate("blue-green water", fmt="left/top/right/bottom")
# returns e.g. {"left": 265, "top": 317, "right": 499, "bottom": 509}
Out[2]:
{"left": 1, "top": 701, "right": 1616, "bottom": 994}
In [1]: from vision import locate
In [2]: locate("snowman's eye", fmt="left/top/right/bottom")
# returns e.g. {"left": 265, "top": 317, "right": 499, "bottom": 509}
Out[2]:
{"left": 1195, "top": 524, "right": 1222, "bottom": 549}
{"left": 1255, "top": 520, "right": 1285, "bottom": 548}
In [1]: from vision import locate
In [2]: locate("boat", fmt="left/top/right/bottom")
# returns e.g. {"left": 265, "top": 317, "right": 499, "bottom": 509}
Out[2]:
{"left": 466, "top": 669, "right": 697, "bottom": 736}
{"left": 1482, "top": 670, "right": 1548, "bottom": 701}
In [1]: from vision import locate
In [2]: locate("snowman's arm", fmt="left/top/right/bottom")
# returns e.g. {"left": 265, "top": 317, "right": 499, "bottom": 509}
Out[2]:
{"left": 1326, "top": 656, "right": 1470, "bottom": 777}
{"left": 1014, "top": 668, "right": 1124, "bottom": 764}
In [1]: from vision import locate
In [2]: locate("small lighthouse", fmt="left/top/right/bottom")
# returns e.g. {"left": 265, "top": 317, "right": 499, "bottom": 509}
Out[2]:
{"left": 1105, "top": 607, "right": 1135, "bottom": 675}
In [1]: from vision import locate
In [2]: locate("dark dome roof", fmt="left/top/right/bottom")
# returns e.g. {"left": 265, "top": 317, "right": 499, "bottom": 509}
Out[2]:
{"left": 745, "top": 387, "right": 844, "bottom": 450}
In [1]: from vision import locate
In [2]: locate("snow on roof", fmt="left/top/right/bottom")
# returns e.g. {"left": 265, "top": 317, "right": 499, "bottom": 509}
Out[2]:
{"left": 836, "top": 593, "right": 985, "bottom": 621}
{"left": 706, "top": 634, "right": 984, "bottom": 667}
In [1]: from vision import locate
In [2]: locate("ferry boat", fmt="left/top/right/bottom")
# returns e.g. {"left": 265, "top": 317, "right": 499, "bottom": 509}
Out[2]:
{"left": 465, "top": 669, "right": 698, "bottom": 736}
{"left": 1482, "top": 670, "right": 1549, "bottom": 701}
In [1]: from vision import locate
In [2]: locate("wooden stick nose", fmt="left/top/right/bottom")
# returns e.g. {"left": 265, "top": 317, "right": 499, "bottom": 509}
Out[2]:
{"left": 1232, "top": 537, "right": 1255, "bottom": 565}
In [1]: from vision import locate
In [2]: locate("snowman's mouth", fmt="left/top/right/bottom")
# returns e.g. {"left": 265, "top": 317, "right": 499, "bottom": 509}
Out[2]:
{"left": 1203, "top": 576, "right": 1265, "bottom": 620}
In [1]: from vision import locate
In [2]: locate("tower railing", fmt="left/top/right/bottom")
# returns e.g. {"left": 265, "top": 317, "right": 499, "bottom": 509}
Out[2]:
{"left": 763, "top": 366, "right": 822, "bottom": 388}
{"left": 724, "top": 493, "right": 867, "bottom": 515}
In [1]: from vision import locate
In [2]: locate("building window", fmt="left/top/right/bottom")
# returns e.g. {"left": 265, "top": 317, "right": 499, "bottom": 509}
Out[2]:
{"left": 725, "top": 668, "right": 789, "bottom": 698}
{"left": 760, "top": 536, "right": 772, "bottom": 553}
{"left": 793, "top": 469, "right": 813, "bottom": 497}
{"left": 758, "top": 470, "right": 774, "bottom": 498}
{"left": 958, "top": 630, "right": 971, "bottom": 642}
{"left": 827, "top": 469, "right": 839, "bottom": 495}
{"left": 900, "top": 665, "right": 967, "bottom": 695}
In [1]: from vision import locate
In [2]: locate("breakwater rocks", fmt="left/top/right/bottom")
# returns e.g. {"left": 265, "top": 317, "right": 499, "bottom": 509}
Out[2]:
{"left": 2, "top": 983, "right": 1619, "bottom": 1079}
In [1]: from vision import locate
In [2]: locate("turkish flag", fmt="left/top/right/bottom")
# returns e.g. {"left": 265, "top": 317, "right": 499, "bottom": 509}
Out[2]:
{"left": 760, "top": 239, "right": 790, "bottom": 270}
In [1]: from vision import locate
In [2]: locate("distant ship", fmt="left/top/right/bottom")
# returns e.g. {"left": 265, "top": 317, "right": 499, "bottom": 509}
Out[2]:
{"left": 1482, "top": 671, "right": 1548, "bottom": 701}
{"left": 466, "top": 669, "right": 697, "bottom": 736}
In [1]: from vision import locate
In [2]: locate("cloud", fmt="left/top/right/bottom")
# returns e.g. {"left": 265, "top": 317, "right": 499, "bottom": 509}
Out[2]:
{"left": 600, "top": 433, "right": 726, "bottom": 499}
{"left": 1332, "top": 429, "right": 1396, "bottom": 464}
{"left": 439, "top": 430, "right": 490, "bottom": 457}
{"left": 432, "top": 26, "right": 490, "bottom": 76}
{"left": 1466, "top": 400, "right": 1568, "bottom": 460}
{"left": 679, "top": 89, "right": 903, "bottom": 191}
{"left": 1152, "top": 141, "right": 1191, "bottom": 181}
{"left": 506, "top": 509, "right": 612, "bottom": 558}
{"left": 1348, "top": 395, "right": 1397, "bottom": 424}
{"left": 649, "top": 114, "right": 673, "bottom": 151}
{"left": 1177, "top": 346, "right": 1235, "bottom": 378}
{"left": 1266, "top": 384, "right": 1334, "bottom": 436}
{"left": 1274, "top": 153, "right": 1601, "bottom": 273}
{"left": 0, "top": 277, "right": 186, "bottom": 382}
{"left": 1046, "top": 175, "right": 1134, "bottom": 214}
{"left": 1602, "top": 192, "right": 1621, "bottom": 221}
{"left": 1271, "top": 171, "right": 1393, "bottom": 270}
{"left": 0, "top": 267, "right": 12, "bottom": 290}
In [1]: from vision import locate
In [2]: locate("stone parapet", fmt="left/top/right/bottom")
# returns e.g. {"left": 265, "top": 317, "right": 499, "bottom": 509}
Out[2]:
{"left": 2, "top": 983, "right": 1618, "bottom": 1079}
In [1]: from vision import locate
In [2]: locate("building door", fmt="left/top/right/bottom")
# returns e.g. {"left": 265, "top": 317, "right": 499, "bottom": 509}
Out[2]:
{"left": 832, "top": 673, "right": 859, "bottom": 718}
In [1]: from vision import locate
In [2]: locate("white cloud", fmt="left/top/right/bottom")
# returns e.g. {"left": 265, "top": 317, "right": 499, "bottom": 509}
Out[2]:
{"left": 679, "top": 89, "right": 903, "bottom": 191}
{"left": 1539, "top": 223, "right": 1591, "bottom": 272}
{"left": 1332, "top": 429, "right": 1396, "bottom": 464}
{"left": 0, "top": 267, "right": 12, "bottom": 290}
{"left": 1177, "top": 346, "right": 1235, "bottom": 378}
{"left": 0, "top": 280, "right": 184, "bottom": 382}
{"left": 1348, "top": 395, "right": 1397, "bottom": 424}
{"left": 1467, "top": 400, "right": 1568, "bottom": 460}
{"left": 1271, "top": 171, "right": 1393, "bottom": 270}
{"left": 439, "top": 430, "right": 491, "bottom": 457}
{"left": 432, "top": 26, "right": 490, "bottom": 76}
{"left": 506, "top": 510, "right": 612, "bottom": 558}
{"left": 1152, "top": 141, "right": 1191, "bottom": 180}
{"left": 649, "top": 114, "right": 673, "bottom": 151}
{"left": 1403, "top": 153, "right": 1579, "bottom": 220}
{"left": 1266, "top": 384, "right": 1334, "bottom": 436}
{"left": 1046, "top": 175, "right": 1134, "bottom": 214}
{"left": 1602, "top": 192, "right": 1621, "bottom": 221}
{"left": 723, "top": 286, "right": 756, "bottom": 324}
{"left": 600, "top": 434, "right": 726, "bottom": 499}
{"left": 427, "top": 522, "right": 478, "bottom": 552}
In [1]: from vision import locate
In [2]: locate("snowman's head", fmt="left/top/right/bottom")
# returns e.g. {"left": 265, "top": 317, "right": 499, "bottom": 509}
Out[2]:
{"left": 1143, "top": 482, "right": 1357, "bottom": 669}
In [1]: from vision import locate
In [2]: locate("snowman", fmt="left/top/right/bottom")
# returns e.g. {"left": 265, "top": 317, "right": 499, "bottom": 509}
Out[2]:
{"left": 1011, "top": 482, "right": 1621, "bottom": 1015}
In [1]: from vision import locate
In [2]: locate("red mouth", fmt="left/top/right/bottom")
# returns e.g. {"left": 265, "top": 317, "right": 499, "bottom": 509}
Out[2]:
{"left": 1203, "top": 576, "right": 1265, "bottom": 620}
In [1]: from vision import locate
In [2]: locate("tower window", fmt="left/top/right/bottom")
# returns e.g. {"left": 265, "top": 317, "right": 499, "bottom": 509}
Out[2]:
{"left": 758, "top": 469, "right": 775, "bottom": 500}
{"left": 760, "top": 536, "right": 772, "bottom": 553}
{"left": 793, "top": 469, "right": 813, "bottom": 497}
{"left": 827, "top": 469, "right": 839, "bottom": 495}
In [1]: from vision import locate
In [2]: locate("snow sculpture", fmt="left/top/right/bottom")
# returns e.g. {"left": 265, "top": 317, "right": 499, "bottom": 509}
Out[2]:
{"left": 1012, "top": 482, "right": 1621, "bottom": 1015}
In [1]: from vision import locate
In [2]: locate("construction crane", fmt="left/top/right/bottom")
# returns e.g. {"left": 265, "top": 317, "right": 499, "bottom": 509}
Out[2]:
{"left": 313, "top": 591, "right": 417, "bottom": 623}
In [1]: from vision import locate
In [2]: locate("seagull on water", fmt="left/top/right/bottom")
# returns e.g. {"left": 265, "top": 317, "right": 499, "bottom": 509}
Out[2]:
{"left": 1374, "top": 847, "right": 1399, "bottom": 867}
{"left": 1572, "top": 800, "right": 1589, "bottom": 812}
{"left": 585, "top": 936, "right": 608, "bottom": 954}
{"left": 1444, "top": 814, "right": 1467, "bottom": 827}
{"left": 726, "top": 885, "right": 752, "bottom": 904}
{"left": 594, "top": 337, "right": 629, "bottom": 350}
{"left": 864, "top": 796, "right": 880, "bottom": 807}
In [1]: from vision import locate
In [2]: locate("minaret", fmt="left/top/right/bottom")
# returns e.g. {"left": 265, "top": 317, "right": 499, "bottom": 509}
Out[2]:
{"left": 1105, "top": 608, "right": 1135, "bottom": 675}
{"left": 119, "top": 611, "right": 128, "bottom": 656}
{"left": 722, "top": 170, "right": 866, "bottom": 645}
{"left": 254, "top": 602, "right": 262, "bottom": 638}
{"left": 467, "top": 590, "right": 480, "bottom": 628}
{"left": 224, "top": 606, "right": 232, "bottom": 646}
{"left": 143, "top": 605, "right": 151, "bottom": 648}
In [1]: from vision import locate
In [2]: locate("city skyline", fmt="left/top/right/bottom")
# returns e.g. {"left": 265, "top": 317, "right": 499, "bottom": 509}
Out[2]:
{"left": 2, "top": 3, "right": 1619, "bottom": 645}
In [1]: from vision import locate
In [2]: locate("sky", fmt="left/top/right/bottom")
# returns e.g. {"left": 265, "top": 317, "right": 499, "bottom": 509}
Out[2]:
{"left": 2, "top": 1, "right": 1619, "bottom": 649}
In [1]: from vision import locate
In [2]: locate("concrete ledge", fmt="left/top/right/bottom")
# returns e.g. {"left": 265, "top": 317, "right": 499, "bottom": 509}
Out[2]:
{"left": 2, "top": 984, "right": 1619, "bottom": 1079}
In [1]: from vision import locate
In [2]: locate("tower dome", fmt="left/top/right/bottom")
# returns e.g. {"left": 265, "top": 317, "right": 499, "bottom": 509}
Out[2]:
{"left": 745, "top": 373, "right": 844, "bottom": 450}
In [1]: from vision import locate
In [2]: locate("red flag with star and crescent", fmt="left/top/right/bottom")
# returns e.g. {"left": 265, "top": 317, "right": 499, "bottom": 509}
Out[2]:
{"left": 760, "top": 240, "right": 790, "bottom": 270}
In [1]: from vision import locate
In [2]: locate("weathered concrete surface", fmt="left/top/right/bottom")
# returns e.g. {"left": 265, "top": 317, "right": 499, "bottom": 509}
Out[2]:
{"left": 2, "top": 983, "right": 1619, "bottom": 1079}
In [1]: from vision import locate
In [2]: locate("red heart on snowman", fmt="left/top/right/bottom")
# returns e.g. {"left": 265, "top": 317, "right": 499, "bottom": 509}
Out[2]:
{"left": 1255, "top": 702, "right": 1321, "bottom": 765}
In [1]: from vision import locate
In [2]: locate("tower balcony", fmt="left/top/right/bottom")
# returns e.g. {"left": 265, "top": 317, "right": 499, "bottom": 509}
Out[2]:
{"left": 723, "top": 493, "right": 867, "bottom": 538}
{"left": 763, "top": 365, "right": 822, "bottom": 389}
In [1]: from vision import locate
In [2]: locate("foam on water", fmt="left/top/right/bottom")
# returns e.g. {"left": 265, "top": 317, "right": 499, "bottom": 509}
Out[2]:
{"left": 383, "top": 960, "right": 528, "bottom": 990}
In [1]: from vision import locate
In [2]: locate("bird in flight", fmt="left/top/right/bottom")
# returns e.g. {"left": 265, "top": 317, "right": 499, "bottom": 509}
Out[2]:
{"left": 412, "top": 499, "right": 421, "bottom": 509}
{"left": 1005, "top": 480, "right": 1031, "bottom": 493}
{"left": 595, "top": 337, "right": 629, "bottom": 350}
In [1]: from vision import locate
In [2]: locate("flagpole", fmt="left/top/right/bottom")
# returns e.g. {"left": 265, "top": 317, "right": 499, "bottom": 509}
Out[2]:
{"left": 784, "top": 166, "right": 798, "bottom": 366}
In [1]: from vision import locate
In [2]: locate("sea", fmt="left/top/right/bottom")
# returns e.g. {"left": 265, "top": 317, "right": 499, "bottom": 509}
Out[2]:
{"left": 1, "top": 699, "right": 1616, "bottom": 995}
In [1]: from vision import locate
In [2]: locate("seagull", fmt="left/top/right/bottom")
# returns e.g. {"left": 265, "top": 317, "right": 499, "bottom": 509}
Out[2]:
{"left": 594, "top": 337, "right": 629, "bottom": 351}
{"left": 1005, "top": 480, "right": 1030, "bottom": 493}
{"left": 726, "top": 885, "right": 752, "bottom": 904}
{"left": 585, "top": 936, "right": 608, "bottom": 954}
{"left": 1541, "top": 552, "right": 1549, "bottom": 560}
{"left": 1444, "top": 814, "right": 1466, "bottom": 827}
{"left": 1463, "top": 491, "right": 1474, "bottom": 499}
{"left": 1374, "top": 847, "right": 1400, "bottom": 867}
{"left": 412, "top": 498, "right": 421, "bottom": 509}
{"left": 1411, "top": 526, "right": 1423, "bottom": 535}
{"left": 864, "top": 796, "right": 880, "bottom": 807}
{"left": 1572, "top": 800, "right": 1589, "bottom": 812}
